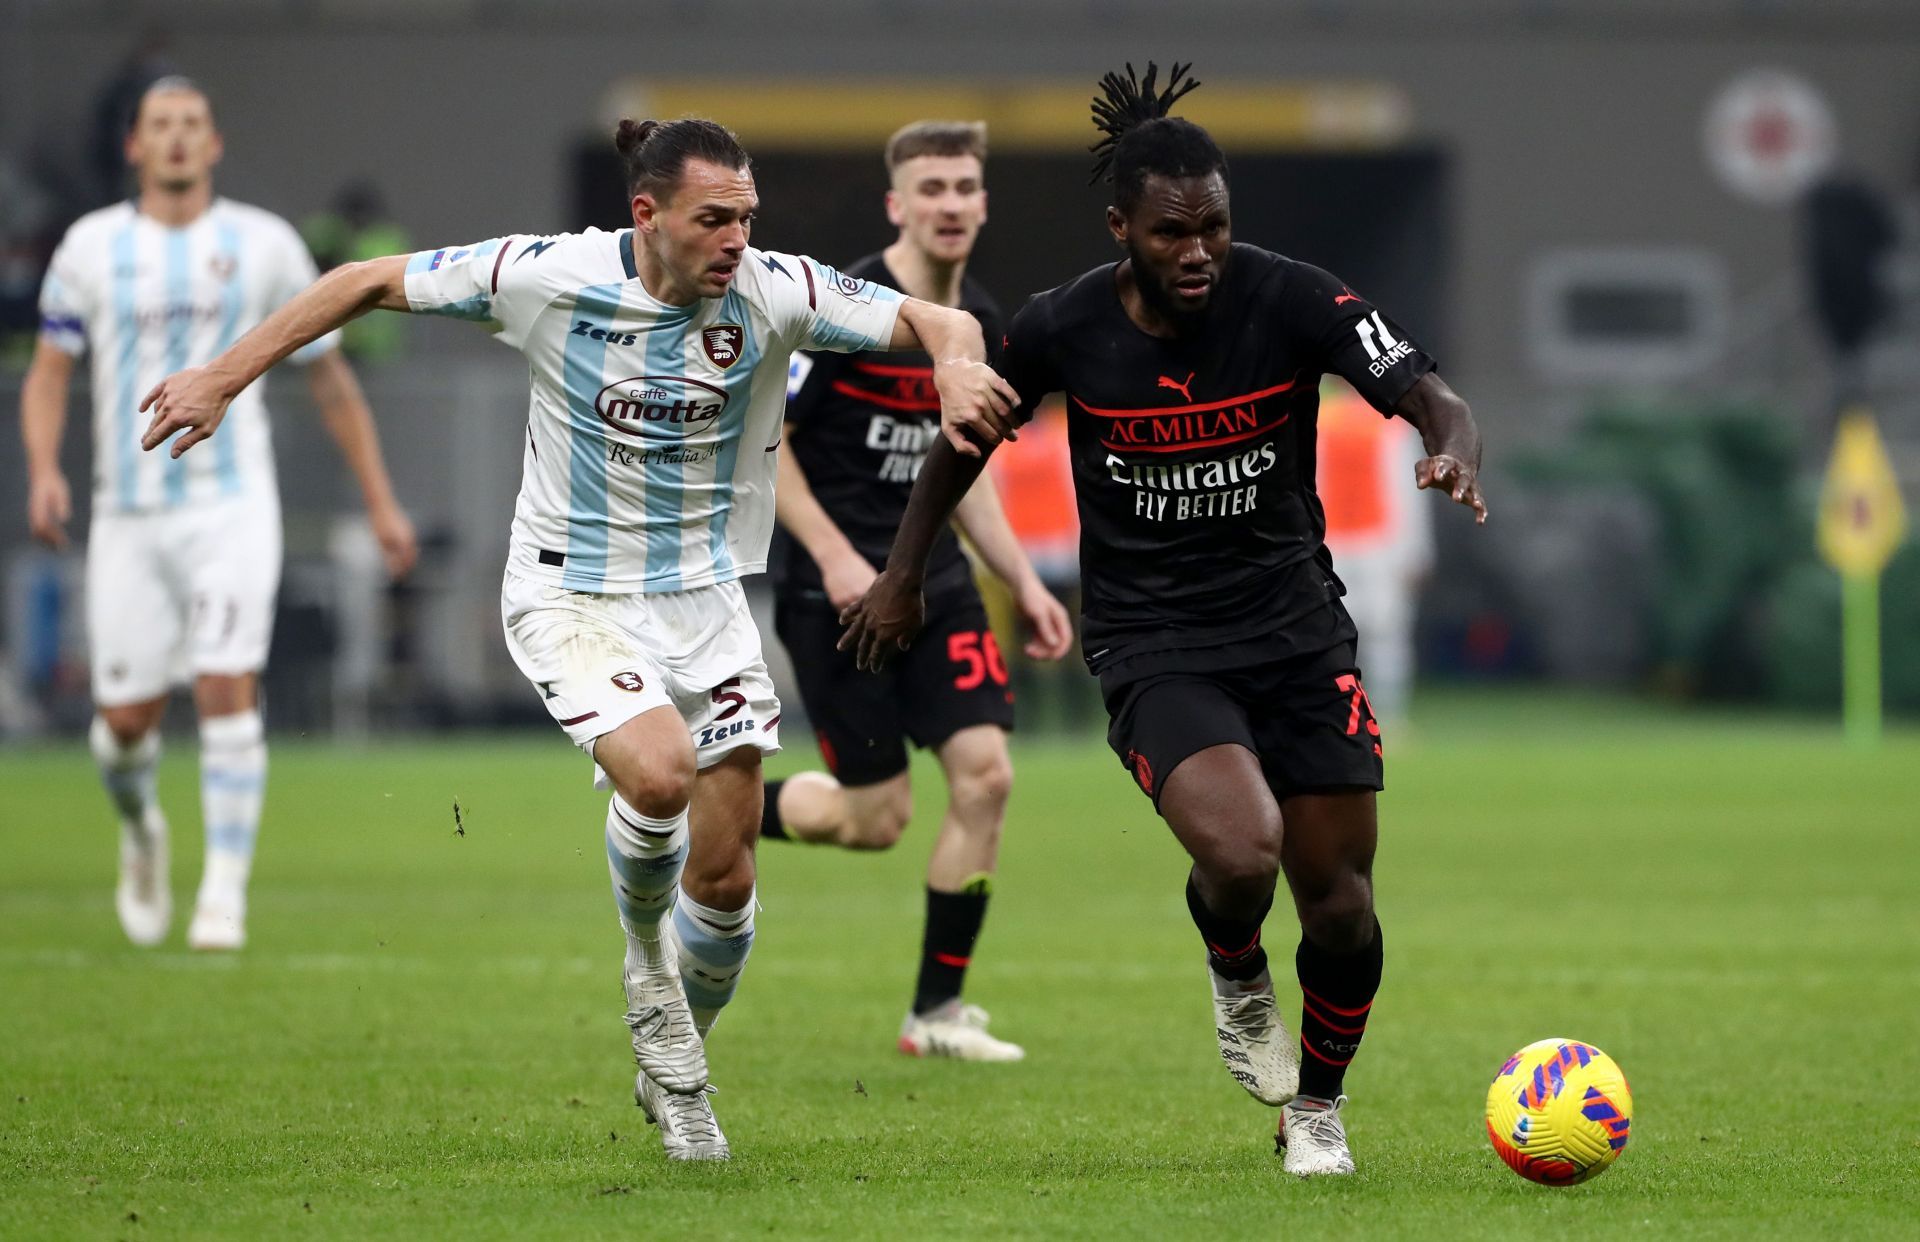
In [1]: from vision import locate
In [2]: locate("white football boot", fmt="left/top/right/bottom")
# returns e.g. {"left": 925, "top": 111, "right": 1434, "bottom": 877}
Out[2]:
{"left": 623, "top": 930, "right": 709, "bottom": 1094}
{"left": 1210, "top": 967, "right": 1299, "bottom": 1105}
{"left": 187, "top": 854, "right": 249, "bottom": 950}
{"left": 114, "top": 810, "right": 171, "bottom": 947}
{"left": 898, "top": 1000, "right": 1026, "bottom": 1062}
{"left": 1278, "top": 1094, "right": 1356, "bottom": 1176}
{"left": 635, "top": 1072, "right": 729, "bottom": 1161}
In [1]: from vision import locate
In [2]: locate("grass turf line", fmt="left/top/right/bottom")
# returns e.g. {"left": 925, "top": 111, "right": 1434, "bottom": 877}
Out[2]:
{"left": 2, "top": 692, "right": 1916, "bottom": 1239}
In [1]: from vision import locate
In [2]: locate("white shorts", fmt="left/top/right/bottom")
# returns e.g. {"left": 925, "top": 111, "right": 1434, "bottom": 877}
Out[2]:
{"left": 86, "top": 496, "right": 283, "bottom": 707}
{"left": 500, "top": 570, "right": 782, "bottom": 777}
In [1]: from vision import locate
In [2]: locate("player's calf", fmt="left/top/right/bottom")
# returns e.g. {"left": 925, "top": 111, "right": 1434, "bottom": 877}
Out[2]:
{"left": 606, "top": 792, "right": 705, "bottom": 1092}
{"left": 189, "top": 709, "right": 267, "bottom": 951}
{"left": 761, "top": 771, "right": 911, "bottom": 851}
{"left": 1278, "top": 790, "right": 1381, "bottom": 1102}
{"left": 669, "top": 891, "right": 755, "bottom": 1040}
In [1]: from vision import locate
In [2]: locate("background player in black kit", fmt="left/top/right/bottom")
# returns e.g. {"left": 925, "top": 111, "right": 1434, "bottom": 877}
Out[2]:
{"left": 841, "top": 66, "right": 1488, "bottom": 1175}
{"left": 764, "top": 121, "right": 1074, "bottom": 1061}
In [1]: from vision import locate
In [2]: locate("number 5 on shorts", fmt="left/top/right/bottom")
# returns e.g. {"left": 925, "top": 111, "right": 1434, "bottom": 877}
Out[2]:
{"left": 712, "top": 678, "right": 747, "bottom": 721}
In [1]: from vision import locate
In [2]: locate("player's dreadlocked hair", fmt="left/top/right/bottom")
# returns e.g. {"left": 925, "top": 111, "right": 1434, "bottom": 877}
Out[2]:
{"left": 1089, "top": 62, "right": 1226, "bottom": 212}
{"left": 614, "top": 117, "right": 750, "bottom": 200}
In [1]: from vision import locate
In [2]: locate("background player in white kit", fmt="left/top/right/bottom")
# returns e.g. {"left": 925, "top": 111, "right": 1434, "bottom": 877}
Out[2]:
{"left": 137, "top": 117, "right": 1017, "bottom": 1162}
{"left": 19, "top": 78, "right": 418, "bottom": 952}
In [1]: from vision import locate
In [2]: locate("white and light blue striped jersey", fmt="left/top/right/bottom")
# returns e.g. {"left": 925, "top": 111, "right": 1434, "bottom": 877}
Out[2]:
{"left": 403, "top": 229, "right": 904, "bottom": 593}
{"left": 38, "top": 198, "right": 339, "bottom": 513}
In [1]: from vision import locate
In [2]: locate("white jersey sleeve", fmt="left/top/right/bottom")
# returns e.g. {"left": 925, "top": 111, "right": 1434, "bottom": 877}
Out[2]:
{"left": 37, "top": 225, "right": 95, "bottom": 357}
{"left": 263, "top": 218, "right": 340, "bottom": 365}
{"left": 750, "top": 250, "right": 904, "bottom": 356}
{"left": 403, "top": 236, "right": 562, "bottom": 350}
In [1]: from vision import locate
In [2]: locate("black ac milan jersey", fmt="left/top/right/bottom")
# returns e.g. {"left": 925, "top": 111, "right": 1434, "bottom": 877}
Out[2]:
{"left": 997, "top": 244, "right": 1436, "bottom": 668}
{"left": 770, "top": 252, "right": 1003, "bottom": 601}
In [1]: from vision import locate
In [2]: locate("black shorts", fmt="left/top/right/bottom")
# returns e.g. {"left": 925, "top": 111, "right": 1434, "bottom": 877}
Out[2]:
{"left": 775, "top": 586, "right": 1015, "bottom": 787}
{"left": 1100, "top": 639, "right": 1384, "bottom": 808}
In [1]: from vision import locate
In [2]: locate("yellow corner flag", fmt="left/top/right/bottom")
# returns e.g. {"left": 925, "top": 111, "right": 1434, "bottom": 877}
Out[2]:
{"left": 1817, "top": 408, "right": 1907, "bottom": 746}
{"left": 1818, "top": 408, "right": 1907, "bottom": 577}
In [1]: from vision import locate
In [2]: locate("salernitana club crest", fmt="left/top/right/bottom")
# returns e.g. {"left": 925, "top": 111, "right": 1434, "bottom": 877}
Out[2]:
{"left": 702, "top": 323, "right": 744, "bottom": 369}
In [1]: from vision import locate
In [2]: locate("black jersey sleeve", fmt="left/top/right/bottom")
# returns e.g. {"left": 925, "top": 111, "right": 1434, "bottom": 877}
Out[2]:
{"left": 783, "top": 348, "right": 848, "bottom": 431}
{"left": 998, "top": 296, "right": 1060, "bottom": 427}
{"left": 1283, "top": 262, "right": 1435, "bottom": 415}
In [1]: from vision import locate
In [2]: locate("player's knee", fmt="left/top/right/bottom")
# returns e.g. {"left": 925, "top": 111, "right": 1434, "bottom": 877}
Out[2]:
{"left": 611, "top": 754, "right": 696, "bottom": 820}
{"left": 99, "top": 705, "right": 157, "bottom": 748}
{"left": 947, "top": 750, "right": 1014, "bottom": 820}
{"left": 1194, "top": 808, "right": 1283, "bottom": 917}
{"left": 844, "top": 788, "right": 912, "bottom": 850}
{"left": 1300, "top": 874, "right": 1376, "bottom": 953}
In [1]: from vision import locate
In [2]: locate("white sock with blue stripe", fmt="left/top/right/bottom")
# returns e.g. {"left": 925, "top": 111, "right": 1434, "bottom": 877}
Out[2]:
{"left": 89, "top": 715, "right": 161, "bottom": 828}
{"left": 606, "top": 795, "right": 688, "bottom": 944}
{"left": 198, "top": 711, "right": 266, "bottom": 898}
{"left": 672, "top": 889, "right": 756, "bottom": 1039}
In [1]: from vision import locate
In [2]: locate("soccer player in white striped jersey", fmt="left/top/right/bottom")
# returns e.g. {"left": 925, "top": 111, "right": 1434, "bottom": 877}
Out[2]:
{"left": 138, "top": 117, "right": 1019, "bottom": 1162}
{"left": 20, "top": 77, "right": 418, "bottom": 953}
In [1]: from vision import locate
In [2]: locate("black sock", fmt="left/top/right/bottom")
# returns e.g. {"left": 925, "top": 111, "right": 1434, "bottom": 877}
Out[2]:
{"left": 912, "top": 880, "right": 990, "bottom": 1014}
{"left": 758, "top": 778, "right": 788, "bottom": 841}
{"left": 1186, "top": 874, "right": 1271, "bottom": 982}
{"left": 1295, "top": 917, "right": 1383, "bottom": 1099}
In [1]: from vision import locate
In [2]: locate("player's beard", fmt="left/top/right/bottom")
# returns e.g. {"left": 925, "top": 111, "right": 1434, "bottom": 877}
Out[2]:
{"left": 1129, "top": 243, "right": 1212, "bottom": 328}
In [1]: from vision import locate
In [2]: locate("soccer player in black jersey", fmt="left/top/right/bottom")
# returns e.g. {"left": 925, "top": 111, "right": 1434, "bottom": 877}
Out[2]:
{"left": 841, "top": 65, "right": 1487, "bottom": 1175}
{"left": 763, "top": 121, "right": 1074, "bottom": 1061}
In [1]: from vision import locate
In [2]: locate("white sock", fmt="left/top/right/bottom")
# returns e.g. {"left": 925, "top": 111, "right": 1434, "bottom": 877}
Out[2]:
{"left": 89, "top": 715, "right": 161, "bottom": 828}
{"left": 605, "top": 795, "right": 689, "bottom": 949}
{"left": 672, "top": 889, "right": 756, "bottom": 1037}
{"left": 199, "top": 711, "right": 266, "bottom": 899}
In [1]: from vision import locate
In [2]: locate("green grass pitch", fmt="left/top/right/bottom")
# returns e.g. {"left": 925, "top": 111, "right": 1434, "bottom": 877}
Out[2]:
{"left": 3, "top": 692, "right": 1916, "bottom": 1239}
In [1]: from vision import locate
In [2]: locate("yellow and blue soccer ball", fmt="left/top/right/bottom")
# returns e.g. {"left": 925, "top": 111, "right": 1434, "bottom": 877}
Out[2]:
{"left": 1484, "top": 1038, "right": 1633, "bottom": 1185}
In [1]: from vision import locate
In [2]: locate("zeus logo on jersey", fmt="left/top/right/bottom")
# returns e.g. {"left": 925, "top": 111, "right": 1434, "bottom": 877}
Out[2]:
{"left": 595, "top": 375, "right": 727, "bottom": 438}
{"left": 1354, "top": 311, "right": 1412, "bottom": 377}
{"left": 697, "top": 718, "right": 758, "bottom": 747}
{"left": 571, "top": 318, "right": 639, "bottom": 346}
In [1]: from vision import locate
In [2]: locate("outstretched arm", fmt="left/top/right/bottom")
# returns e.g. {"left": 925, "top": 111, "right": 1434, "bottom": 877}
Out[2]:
{"left": 838, "top": 434, "right": 992, "bottom": 671}
{"left": 952, "top": 471, "right": 1073, "bottom": 660}
{"left": 774, "top": 422, "right": 877, "bottom": 612}
{"left": 1394, "top": 372, "right": 1488, "bottom": 524}
{"left": 305, "top": 351, "right": 418, "bottom": 578}
{"left": 141, "top": 255, "right": 411, "bottom": 458}
{"left": 890, "top": 298, "right": 1019, "bottom": 458}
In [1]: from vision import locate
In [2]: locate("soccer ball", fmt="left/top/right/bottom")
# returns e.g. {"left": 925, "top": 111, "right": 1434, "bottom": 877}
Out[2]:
{"left": 1484, "top": 1038, "right": 1633, "bottom": 1185}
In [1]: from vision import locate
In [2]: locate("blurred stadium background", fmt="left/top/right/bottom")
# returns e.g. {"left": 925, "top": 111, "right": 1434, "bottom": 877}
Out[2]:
{"left": 4, "top": 0, "right": 1918, "bottom": 735}
{"left": 4, "top": 4, "right": 1919, "bottom": 1237}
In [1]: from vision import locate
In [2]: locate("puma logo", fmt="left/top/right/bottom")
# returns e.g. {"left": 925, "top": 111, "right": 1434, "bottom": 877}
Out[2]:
{"left": 1334, "top": 287, "right": 1363, "bottom": 305}
{"left": 1156, "top": 371, "right": 1195, "bottom": 401}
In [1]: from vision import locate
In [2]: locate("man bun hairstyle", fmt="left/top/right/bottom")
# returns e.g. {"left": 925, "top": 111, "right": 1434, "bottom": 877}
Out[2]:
{"left": 1089, "top": 61, "right": 1226, "bottom": 211}
{"left": 884, "top": 120, "right": 988, "bottom": 172}
{"left": 614, "top": 117, "right": 750, "bottom": 201}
